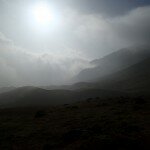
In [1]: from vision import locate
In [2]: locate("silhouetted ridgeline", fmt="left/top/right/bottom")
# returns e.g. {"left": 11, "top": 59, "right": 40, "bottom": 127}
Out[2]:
{"left": 75, "top": 46, "right": 150, "bottom": 82}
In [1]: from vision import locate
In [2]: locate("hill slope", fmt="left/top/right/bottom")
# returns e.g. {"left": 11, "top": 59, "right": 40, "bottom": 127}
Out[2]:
{"left": 75, "top": 46, "right": 150, "bottom": 82}
{"left": 97, "top": 58, "right": 150, "bottom": 92}
{"left": 0, "top": 95, "right": 149, "bottom": 150}
{"left": 0, "top": 87, "right": 16, "bottom": 94}
{"left": 0, "top": 86, "right": 127, "bottom": 108}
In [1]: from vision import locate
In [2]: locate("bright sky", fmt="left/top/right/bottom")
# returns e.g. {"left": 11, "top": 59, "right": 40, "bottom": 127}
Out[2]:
{"left": 0, "top": 0, "right": 150, "bottom": 86}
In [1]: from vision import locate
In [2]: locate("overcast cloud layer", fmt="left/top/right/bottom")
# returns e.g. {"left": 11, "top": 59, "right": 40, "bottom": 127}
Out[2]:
{"left": 0, "top": 0, "right": 150, "bottom": 86}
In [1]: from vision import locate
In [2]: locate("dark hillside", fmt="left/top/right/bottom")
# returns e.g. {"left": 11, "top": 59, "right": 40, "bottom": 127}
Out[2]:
{"left": 97, "top": 58, "right": 150, "bottom": 92}
{"left": 75, "top": 47, "right": 150, "bottom": 82}
{"left": 0, "top": 95, "right": 149, "bottom": 150}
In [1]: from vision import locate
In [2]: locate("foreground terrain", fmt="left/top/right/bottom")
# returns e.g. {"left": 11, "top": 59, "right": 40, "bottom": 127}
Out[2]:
{"left": 0, "top": 48, "right": 150, "bottom": 150}
{"left": 0, "top": 95, "right": 149, "bottom": 150}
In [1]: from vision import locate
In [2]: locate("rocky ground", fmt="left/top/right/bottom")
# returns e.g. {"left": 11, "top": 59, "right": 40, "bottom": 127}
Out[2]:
{"left": 0, "top": 96, "right": 149, "bottom": 150}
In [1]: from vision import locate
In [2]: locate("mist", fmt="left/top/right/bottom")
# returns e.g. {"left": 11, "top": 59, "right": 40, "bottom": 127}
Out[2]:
{"left": 0, "top": 0, "right": 150, "bottom": 86}
{"left": 0, "top": 1, "right": 150, "bottom": 149}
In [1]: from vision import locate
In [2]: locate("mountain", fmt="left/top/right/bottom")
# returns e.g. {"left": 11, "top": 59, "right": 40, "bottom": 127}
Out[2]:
{"left": 0, "top": 87, "right": 16, "bottom": 94}
{"left": 75, "top": 46, "right": 150, "bottom": 82}
{"left": 96, "top": 57, "right": 150, "bottom": 92}
{"left": 72, "top": 57, "right": 150, "bottom": 94}
{"left": 1, "top": 46, "right": 150, "bottom": 108}
{"left": 0, "top": 49, "right": 149, "bottom": 149}
{"left": 0, "top": 86, "right": 74, "bottom": 107}
{"left": 0, "top": 86, "right": 126, "bottom": 108}
{"left": 41, "top": 82, "right": 96, "bottom": 91}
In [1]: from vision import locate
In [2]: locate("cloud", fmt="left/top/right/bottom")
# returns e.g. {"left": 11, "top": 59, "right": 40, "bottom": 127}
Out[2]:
{"left": 1, "top": 1, "right": 150, "bottom": 59}
{"left": 61, "top": 6, "right": 150, "bottom": 58}
{"left": 0, "top": 33, "right": 91, "bottom": 87}
{"left": 50, "top": 0, "right": 150, "bottom": 17}
{"left": 112, "top": 6, "right": 150, "bottom": 45}
{"left": 0, "top": 5, "right": 150, "bottom": 87}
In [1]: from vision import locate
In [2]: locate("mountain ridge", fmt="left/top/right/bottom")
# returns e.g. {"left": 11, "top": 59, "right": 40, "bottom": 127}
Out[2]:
{"left": 75, "top": 46, "right": 150, "bottom": 82}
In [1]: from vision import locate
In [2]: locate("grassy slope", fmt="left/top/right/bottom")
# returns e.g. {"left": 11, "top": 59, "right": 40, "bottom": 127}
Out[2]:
{"left": 96, "top": 58, "right": 150, "bottom": 92}
{"left": 0, "top": 86, "right": 127, "bottom": 107}
{"left": 0, "top": 95, "right": 149, "bottom": 150}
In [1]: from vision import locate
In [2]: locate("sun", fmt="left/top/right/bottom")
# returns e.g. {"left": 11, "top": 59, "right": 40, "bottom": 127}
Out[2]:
{"left": 29, "top": 2, "right": 61, "bottom": 31}
{"left": 33, "top": 2, "right": 52, "bottom": 25}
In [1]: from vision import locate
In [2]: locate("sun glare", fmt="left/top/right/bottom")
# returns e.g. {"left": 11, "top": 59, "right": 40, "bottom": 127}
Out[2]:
{"left": 29, "top": 2, "right": 61, "bottom": 32}
{"left": 33, "top": 2, "right": 52, "bottom": 25}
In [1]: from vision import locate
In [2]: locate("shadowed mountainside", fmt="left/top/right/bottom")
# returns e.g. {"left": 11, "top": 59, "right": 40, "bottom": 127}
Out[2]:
{"left": 0, "top": 47, "right": 150, "bottom": 149}
{"left": 0, "top": 86, "right": 126, "bottom": 107}
{"left": 75, "top": 46, "right": 150, "bottom": 82}
{"left": 1, "top": 48, "right": 150, "bottom": 107}
{"left": 96, "top": 57, "right": 150, "bottom": 92}
{"left": 0, "top": 87, "right": 16, "bottom": 94}
{"left": 43, "top": 57, "right": 150, "bottom": 94}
